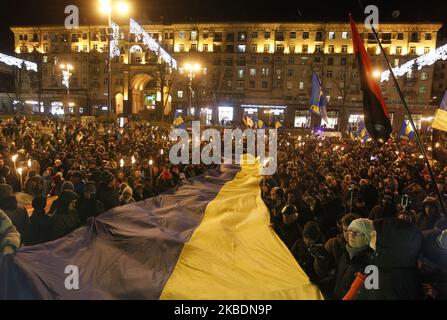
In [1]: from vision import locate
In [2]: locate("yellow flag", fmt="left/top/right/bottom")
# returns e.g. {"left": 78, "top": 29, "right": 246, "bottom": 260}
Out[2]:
{"left": 432, "top": 109, "right": 447, "bottom": 132}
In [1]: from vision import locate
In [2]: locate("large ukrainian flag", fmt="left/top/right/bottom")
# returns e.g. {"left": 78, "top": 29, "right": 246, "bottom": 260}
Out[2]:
{"left": 0, "top": 155, "right": 322, "bottom": 300}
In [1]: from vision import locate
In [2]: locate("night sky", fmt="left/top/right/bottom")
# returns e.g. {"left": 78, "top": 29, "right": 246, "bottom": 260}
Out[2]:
{"left": 1, "top": 0, "right": 447, "bottom": 53}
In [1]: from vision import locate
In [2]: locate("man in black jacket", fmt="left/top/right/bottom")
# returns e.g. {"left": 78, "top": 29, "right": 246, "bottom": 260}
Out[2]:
{"left": 273, "top": 204, "right": 303, "bottom": 250}
{"left": 97, "top": 170, "right": 120, "bottom": 211}
{"left": 76, "top": 181, "right": 105, "bottom": 225}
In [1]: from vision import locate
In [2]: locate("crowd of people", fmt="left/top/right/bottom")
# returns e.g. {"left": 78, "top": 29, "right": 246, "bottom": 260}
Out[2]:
{"left": 263, "top": 133, "right": 447, "bottom": 300}
{"left": 0, "top": 115, "right": 446, "bottom": 300}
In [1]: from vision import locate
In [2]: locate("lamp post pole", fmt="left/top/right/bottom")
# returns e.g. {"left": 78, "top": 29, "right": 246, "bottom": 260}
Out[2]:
{"left": 107, "top": 9, "right": 112, "bottom": 121}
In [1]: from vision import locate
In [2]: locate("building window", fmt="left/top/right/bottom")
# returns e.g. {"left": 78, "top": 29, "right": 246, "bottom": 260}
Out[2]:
{"left": 43, "top": 34, "right": 48, "bottom": 41}
{"left": 264, "top": 44, "right": 270, "bottom": 53}
{"left": 328, "top": 45, "right": 335, "bottom": 53}
{"left": 226, "top": 45, "right": 234, "bottom": 53}
{"left": 190, "top": 44, "right": 197, "bottom": 51}
{"left": 326, "top": 71, "right": 333, "bottom": 78}
{"left": 425, "top": 33, "right": 432, "bottom": 40}
{"left": 314, "top": 56, "right": 321, "bottom": 63}
{"left": 262, "top": 81, "right": 268, "bottom": 89}
{"left": 250, "top": 56, "right": 257, "bottom": 63}
{"left": 263, "top": 56, "right": 269, "bottom": 64}
{"left": 238, "top": 32, "right": 246, "bottom": 41}
{"left": 288, "top": 57, "right": 295, "bottom": 64}
{"left": 302, "top": 44, "right": 308, "bottom": 53}
{"left": 394, "top": 58, "right": 400, "bottom": 67}
{"left": 251, "top": 44, "right": 257, "bottom": 52}
{"left": 236, "top": 80, "right": 244, "bottom": 88}
{"left": 411, "top": 32, "right": 419, "bottom": 42}
{"left": 341, "top": 58, "right": 347, "bottom": 65}
{"left": 290, "top": 32, "right": 296, "bottom": 39}
{"left": 93, "top": 44, "right": 98, "bottom": 51}
{"left": 299, "top": 82, "right": 304, "bottom": 90}
{"left": 342, "top": 32, "right": 349, "bottom": 40}
{"left": 250, "top": 68, "right": 256, "bottom": 76}
{"left": 75, "top": 45, "right": 79, "bottom": 52}
{"left": 396, "top": 46, "right": 402, "bottom": 55}
{"left": 397, "top": 33, "right": 404, "bottom": 40}
{"left": 179, "top": 32, "right": 186, "bottom": 39}
{"left": 264, "top": 32, "right": 271, "bottom": 39}
{"left": 179, "top": 44, "right": 185, "bottom": 52}
{"left": 424, "top": 47, "right": 430, "bottom": 54}
{"left": 315, "top": 45, "right": 322, "bottom": 53}
{"left": 262, "top": 68, "right": 269, "bottom": 76}
{"left": 251, "top": 32, "right": 258, "bottom": 38}
{"left": 276, "top": 44, "right": 284, "bottom": 53}
{"left": 316, "top": 32, "right": 323, "bottom": 41}
{"left": 419, "top": 86, "right": 426, "bottom": 93}
{"left": 410, "top": 46, "right": 416, "bottom": 55}
{"left": 294, "top": 109, "right": 310, "bottom": 128}
{"left": 203, "top": 44, "right": 208, "bottom": 52}
{"left": 238, "top": 69, "right": 244, "bottom": 78}
{"left": 178, "top": 91, "right": 183, "bottom": 98}
{"left": 328, "top": 57, "right": 334, "bottom": 65}
{"left": 342, "top": 45, "right": 348, "bottom": 53}
{"left": 421, "top": 72, "right": 428, "bottom": 81}
{"left": 249, "top": 80, "right": 256, "bottom": 88}
{"left": 329, "top": 32, "right": 335, "bottom": 40}
{"left": 289, "top": 45, "right": 295, "bottom": 53}
{"left": 191, "top": 31, "right": 197, "bottom": 41}
{"left": 303, "top": 32, "right": 309, "bottom": 39}
{"left": 287, "top": 69, "right": 293, "bottom": 77}
{"left": 44, "top": 45, "right": 49, "bottom": 52}
{"left": 238, "top": 45, "right": 246, "bottom": 53}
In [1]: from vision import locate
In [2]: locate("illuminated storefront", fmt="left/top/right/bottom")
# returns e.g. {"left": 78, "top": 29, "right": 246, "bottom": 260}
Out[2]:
{"left": 241, "top": 104, "right": 286, "bottom": 126}
{"left": 218, "top": 106, "right": 234, "bottom": 124}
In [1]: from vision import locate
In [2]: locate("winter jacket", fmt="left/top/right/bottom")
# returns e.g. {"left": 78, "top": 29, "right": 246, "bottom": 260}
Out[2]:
{"left": 97, "top": 184, "right": 120, "bottom": 211}
{"left": 76, "top": 195, "right": 105, "bottom": 225}
{"left": 0, "top": 196, "right": 31, "bottom": 244}
{"left": 356, "top": 218, "right": 423, "bottom": 300}
{"left": 0, "top": 209, "right": 21, "bottom": 251}
{"left": 28, "top": 209, "right": 51, "bottom": 245}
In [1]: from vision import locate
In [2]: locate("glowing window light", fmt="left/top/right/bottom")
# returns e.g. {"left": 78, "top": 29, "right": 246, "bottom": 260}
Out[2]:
{"left": 130, "top": 19, "right": 177, "bottom": 69}
{"left": 381, "top": 43, "right": 447, "bottom": 82}
{"left": 0, "top": 52, "right": 37, "bottom": 72}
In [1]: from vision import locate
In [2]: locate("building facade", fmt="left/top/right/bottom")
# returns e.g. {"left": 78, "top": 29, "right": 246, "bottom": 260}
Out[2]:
{"left": 10, "top": 21, "right": 443, "bottom": 130}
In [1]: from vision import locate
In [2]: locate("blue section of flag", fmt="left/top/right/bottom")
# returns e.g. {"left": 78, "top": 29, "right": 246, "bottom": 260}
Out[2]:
{"left": 310, "top": 72, "right": 329, "bottom": 125}
{"left": 399, "top": 120, "right": 415, "bottom": 141}
{"left": 440, "top": 91, "right": 447, "bottom": 110}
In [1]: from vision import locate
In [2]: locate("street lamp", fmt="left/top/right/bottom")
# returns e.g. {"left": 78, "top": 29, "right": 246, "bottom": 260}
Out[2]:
{"left": 99, "top": 0, "right": 130, "bottom": 120}
{"left": 184, "top": 62, "right": 202, "bottom": 118}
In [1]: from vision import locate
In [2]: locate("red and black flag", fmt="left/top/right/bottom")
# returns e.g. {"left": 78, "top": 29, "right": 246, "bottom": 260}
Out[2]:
{"left": 350, "top": 16, "right": 392, "bottom": 145}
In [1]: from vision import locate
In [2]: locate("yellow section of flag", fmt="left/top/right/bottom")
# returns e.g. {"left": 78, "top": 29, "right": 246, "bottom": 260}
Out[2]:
{"left": 160, "top": 155, "right": 323, "bottom": 300}
{"left": 432, "top": 109, "right": 447, "bottom": 132}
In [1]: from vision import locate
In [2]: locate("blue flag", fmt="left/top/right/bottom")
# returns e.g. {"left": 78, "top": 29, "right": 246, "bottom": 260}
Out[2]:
{"left": 357, "top": 120, "right": 369, "bottom": 143}
{"left": 440, "top": 91, "right": 447, "bottom": 110}
{"left": 399, "top": 120, "right": 415, "bottom": 141}
{"left": 173, "top": 111, "right": 186, "bottom": 129}
{"left": 310, "top": 72, "right": 329, "bottom": 125}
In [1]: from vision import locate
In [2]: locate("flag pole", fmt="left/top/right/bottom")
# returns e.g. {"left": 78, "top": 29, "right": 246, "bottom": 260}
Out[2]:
{"left": 370, "top": 26, "right": 447, "bottom": 215}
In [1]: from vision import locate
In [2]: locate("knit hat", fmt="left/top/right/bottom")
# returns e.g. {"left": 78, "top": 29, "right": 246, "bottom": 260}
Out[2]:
{"left": 437, "top": 230, "right": 447, "bottom": 250}
{"left": 84, "top": 181, "right": 96, "bottom": 194}
{"left": 61, "top": 181, "right": 75, "bottom": 192}
{"left": 32, "top": 195, "right": 47, "bottom": 210}
{"left": 59, "top": 190, "right": 79, "bottom": 204}
{"left": 348, "top": 218, "right": 375, "bottom": 244}
{"left": 0, "top": 183, "right": 13, "bottom": 200}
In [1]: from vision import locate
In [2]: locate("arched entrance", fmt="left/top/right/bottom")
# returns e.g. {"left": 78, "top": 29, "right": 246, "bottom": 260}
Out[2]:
{"left": 130, "top": 74, "right": 155, "bottom": 114}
